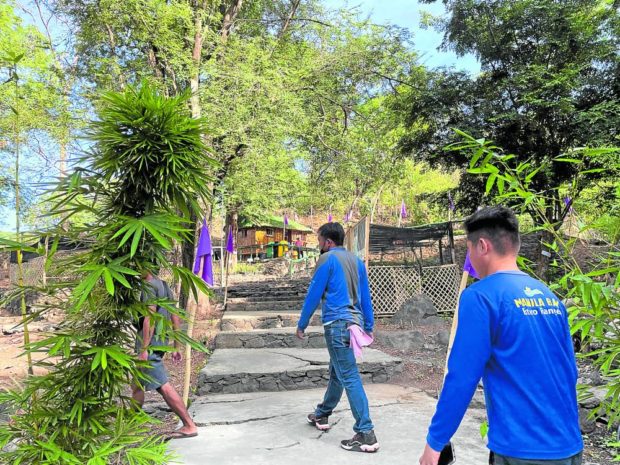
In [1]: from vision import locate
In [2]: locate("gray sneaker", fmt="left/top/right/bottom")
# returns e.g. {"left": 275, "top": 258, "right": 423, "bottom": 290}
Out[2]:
{"left": 340, "top": 430, "right": 379, "bottom": 453}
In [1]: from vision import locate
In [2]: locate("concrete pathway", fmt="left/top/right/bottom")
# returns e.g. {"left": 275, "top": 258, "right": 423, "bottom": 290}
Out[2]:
{"left": 171, "top": 278, "right": 488, "bottom": 464}
{"left": 168, "top": 383, "right": 489, "bottom": 464}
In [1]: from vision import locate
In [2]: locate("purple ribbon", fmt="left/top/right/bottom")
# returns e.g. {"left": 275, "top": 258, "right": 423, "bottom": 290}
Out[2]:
{"left": 226, "top": 227, "right": 234, "bottom": 253}
{"left": 192, "top": 220, "right": 214, "bottom": 286}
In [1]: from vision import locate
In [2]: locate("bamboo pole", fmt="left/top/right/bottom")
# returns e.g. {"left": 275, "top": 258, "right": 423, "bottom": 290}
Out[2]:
{"left": 182, "top": 220, "right": 201, "bottom": 406}
{"left": 182, "top": 302, "right": 195, "bottom": 406}
{"left": 12, "top": 62, "right": 32, "bottom": 375}
{"left": 445, "top": 270, "right": 470, "bottom": 373}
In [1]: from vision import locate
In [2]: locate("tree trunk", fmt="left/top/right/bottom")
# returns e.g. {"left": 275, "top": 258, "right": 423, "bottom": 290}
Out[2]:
{"left": 59, "top": 142, "right": 67, "bottom": 177}
{"left": 535, "top": 204, "right": 557, "bottom": 281}
{"left": 12, "top": 66, "right": 33, "bottom": 375}
{"left": 277, "top": 0, "right": 302, "bottom": 40}
{"left": 226, "top": 210, "right": 238, "bottom": 270}
{"left": 221, "top": 0, "right": 243, "bottom": 43}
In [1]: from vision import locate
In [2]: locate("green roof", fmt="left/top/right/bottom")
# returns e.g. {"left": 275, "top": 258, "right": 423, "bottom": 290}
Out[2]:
{"left": 239, "top": 215, "right": 313, "bottom": 233}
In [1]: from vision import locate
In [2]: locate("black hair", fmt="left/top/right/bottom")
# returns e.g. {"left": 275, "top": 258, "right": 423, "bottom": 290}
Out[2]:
{"left": 464, "top": 206, "right": 520, "bottom": 255}
{"left": 317, "top": 222, "right": 345, "bottom": 246}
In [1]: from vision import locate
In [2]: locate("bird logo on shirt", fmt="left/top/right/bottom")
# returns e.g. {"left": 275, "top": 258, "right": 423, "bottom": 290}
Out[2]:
{"left": 524, "top": 287, "right": 544, "bottom": 297}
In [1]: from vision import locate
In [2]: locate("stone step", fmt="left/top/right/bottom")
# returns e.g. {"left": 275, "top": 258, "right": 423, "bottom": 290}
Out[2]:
{"left": 227, "top": 296, "right": 306, "bottom": 304}
{"left": 228, "top": 286, "right": 308, "bottom": 298}
{"left": 227, "top": 282, "right": 309, "bottom": 293}
{"left": 215, "top": 326, "right": 326, "bottom": 349}
{"left": 225, "top": 300, "right": 305, "bottom": 312}
{"left": 197, "top": 348, "right": 402, "bottom": 395}
{"left": 221, "top": 311, "right": 321, "bottom": 332}
{"left": 226, "top": 290, "right": 308, "bottom": 300}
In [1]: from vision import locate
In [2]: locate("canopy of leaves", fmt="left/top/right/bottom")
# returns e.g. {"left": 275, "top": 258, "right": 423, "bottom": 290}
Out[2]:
{"left": 400, "top": 0, "right": 620, "bottom": 215}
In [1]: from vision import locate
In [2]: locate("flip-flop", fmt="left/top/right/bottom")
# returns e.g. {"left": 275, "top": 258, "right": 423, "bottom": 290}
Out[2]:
{"left": 164, "top": 430, "right": 198, "bottom": 441}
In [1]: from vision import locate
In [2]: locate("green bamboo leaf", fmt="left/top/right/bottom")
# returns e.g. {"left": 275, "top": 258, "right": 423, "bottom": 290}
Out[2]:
{"left": 106, "top": 347, "right": 131, "bottom": 368}
{"left": 143, "top": 222, "right": 171, "bottom": 249}
{"left": 100, "top": 349, "right": 107, "bottom": 369}
{"left": 74, "top": 270, "right": 103, "bottom": 309}
{"left": 109, "top": 270, "right": 132, "bottom": 288}
{"left": 102, "top": 269, "right": 115, "bottom": 296}
{"left": 90, "top": 350, "right": 101, "bottom": 371}
{"left": 130, "top": 223, "right": 143, "bottom": 257}
{"left": 525, "top": 166, "right": 543, "bottom": 183}
{"left": 485, "top": 173, "right": 497, "bottom": 193}
{"left": 111, "top": 222, "right": 133, "bottom": 241}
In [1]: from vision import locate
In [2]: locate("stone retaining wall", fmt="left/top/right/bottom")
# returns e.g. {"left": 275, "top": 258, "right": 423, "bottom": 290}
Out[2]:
{"left": 197, "top": 361, "right": 402, "bottom": 395}
{"left": 216, "top": 331, "right": 325, "bottom": 349}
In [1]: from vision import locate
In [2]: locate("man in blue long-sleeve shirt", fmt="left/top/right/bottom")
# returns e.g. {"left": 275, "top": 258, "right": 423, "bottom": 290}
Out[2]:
{"left": 296, "top": 222, "right": 378, "bottom": 453}
{"left": 419, "top": 206, "right": 583, "bottom": 465}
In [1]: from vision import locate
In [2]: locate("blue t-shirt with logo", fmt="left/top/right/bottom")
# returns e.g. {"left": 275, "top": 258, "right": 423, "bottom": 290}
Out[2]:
{"left": 427, "top": 271, "right": 583, "bottom": 459}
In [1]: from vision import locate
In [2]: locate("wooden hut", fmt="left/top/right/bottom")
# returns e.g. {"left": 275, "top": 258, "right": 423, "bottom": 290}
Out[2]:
{"left": 237, "top": 215, "right": 313, "bottom": 259}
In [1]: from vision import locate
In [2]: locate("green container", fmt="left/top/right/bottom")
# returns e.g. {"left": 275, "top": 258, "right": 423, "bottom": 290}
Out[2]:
{"left": 266, "top": 242, "right": 275, "bottom": 258}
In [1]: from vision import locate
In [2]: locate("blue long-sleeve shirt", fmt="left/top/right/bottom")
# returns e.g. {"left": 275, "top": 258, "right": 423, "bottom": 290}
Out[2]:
{"left": 427, "top": 271, "right": 583, "bottom": 459}
{"left": 297, "top": 247, "right": 374, "bottom": 332}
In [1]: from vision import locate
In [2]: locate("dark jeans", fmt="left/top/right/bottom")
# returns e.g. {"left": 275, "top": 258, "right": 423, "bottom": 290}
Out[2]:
{"left": 490, "top": 451, "right": 583, "bottom": 465}
{"left": 314, "top": 320, "right": 373, "bottom": 433}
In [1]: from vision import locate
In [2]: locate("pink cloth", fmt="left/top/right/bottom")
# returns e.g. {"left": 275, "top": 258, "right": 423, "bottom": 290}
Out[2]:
{"left": 349, "top": 324, "right": 373, "bottom": 358}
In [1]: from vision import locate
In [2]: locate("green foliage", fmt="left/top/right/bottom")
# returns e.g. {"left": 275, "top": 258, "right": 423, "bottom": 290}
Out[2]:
{"left": 0, "top": 0, "right": 74, "bottom": 216}
{"left": 0, "top": 82, "right": 214, "bottom": 464}
{"left": 400, "top": 0, "right": 620, "bottom": 218}
{"left": 451, "top": 129, "right": 620, "bottom": 427}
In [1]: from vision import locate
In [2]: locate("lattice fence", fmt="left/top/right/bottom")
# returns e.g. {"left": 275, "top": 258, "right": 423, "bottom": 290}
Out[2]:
{"left": 10, "top": 257, "right": 47, "bottom": 286}
{"left": 368, "top": 264, "right": 460, "bottom": 316}
{"left": 421, "top": 264, "right": 461, "bottom": 313}
{"left": 368, "top": 266, "right": 422, "bottom": 316}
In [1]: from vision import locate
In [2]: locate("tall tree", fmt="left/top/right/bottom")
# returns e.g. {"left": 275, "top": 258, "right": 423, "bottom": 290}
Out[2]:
{"left": 398, "top": 0, "right": 620, "bottom": 276}
{"left": 0, "top": 0, "right": 69, "bottom": 221}
{"left": 0, "top": 82, "right": 213, "bottom": 464}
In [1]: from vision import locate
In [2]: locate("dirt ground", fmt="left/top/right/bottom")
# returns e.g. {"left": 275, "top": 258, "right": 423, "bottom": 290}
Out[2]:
{"left": 1, "top": 306, "right": 617, "bottom": 463}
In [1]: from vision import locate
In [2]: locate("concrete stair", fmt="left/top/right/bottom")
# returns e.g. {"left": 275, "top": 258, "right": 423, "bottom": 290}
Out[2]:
{"left": 197, "top": 348, "right": 402, "bottom": 395}
{"left": 225, "top": 299, "right": 305, "bottom": 312}
{"left": 195, "top": 276, "right": 401, "bottom": 396}
{"left": 220, "top": 311, "right": 322, "bottom": 332}
{"left": 215, "top": 326, "right": 326, "bottom": 349}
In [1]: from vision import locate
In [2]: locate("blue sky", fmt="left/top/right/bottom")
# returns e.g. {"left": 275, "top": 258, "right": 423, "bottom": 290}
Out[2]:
{"left": 1, "top": 0, "right": 479, "bottom": 232}
{"left": 323, "top": 0, "right": 479, "bottom": 72}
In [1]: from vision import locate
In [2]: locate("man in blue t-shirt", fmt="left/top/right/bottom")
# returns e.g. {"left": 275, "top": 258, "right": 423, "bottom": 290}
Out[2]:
{"left": 419, "top": 206, "right": 583, "bottom": 465}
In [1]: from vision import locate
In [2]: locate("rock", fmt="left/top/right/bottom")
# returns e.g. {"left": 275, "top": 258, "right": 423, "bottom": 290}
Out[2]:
{"left": 143, "top": 402, "right": 172, "bottom": 420}
{"left": 588, "top": 370, "right": 604, "bottom": 387}
{"left": 390, "top": 295, "right": 437, "bottom": 326}
{"left": 435, "top": 330, "right": 450, "bottom": 346}
{"left": 373, "top": 373, "right": 388, "bottom": 383}
{"left": 4, "top": 290, "right": 39, "bottom": 316}
{"left": 579, "top": 386, "right": 609, "bottom": 409}
{"left": 245, "top": 337, "right": 266, "bottom": 349}
{"left": 469, "top": 389, "right": 486, "bottom": 409}
{"left": 374, "top": 330, "right": 425, "bottom": 350}
{"left": 579, "top": 407, "right": 596, "bottom": 434}
{"left": 419, "top": 316, "right": 445, "bottom": 326}
{"left": 2, "top": 325, "right": 22, "bottom": 335}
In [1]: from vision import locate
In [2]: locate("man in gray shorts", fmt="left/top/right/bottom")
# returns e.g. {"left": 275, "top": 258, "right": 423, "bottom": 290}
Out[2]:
{"left": 132, "top": 271, "right": 197, "bottom": 439}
